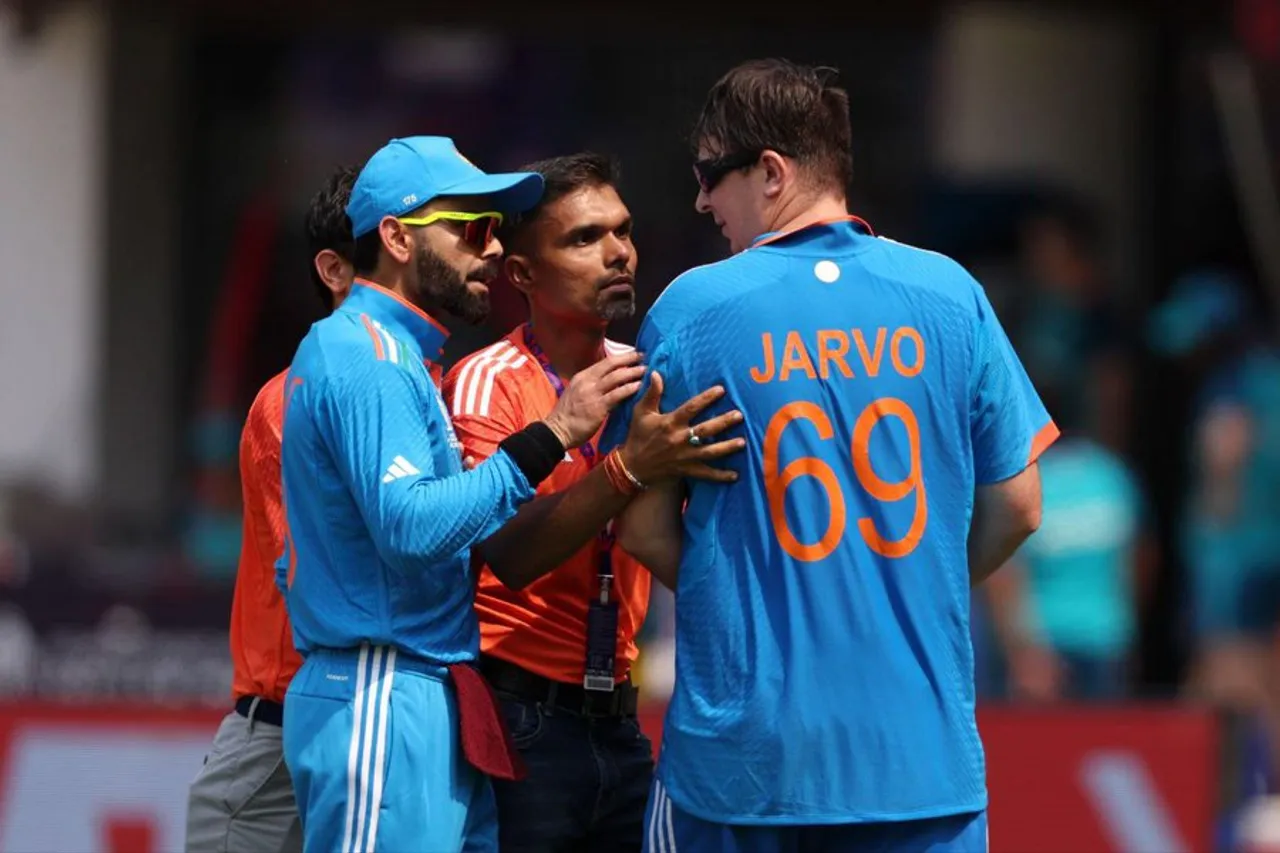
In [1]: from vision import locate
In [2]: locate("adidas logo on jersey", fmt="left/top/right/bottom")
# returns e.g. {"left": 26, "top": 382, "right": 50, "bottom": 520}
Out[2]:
{"left": 382, "top": 455, "right": 420, "bottom": 484}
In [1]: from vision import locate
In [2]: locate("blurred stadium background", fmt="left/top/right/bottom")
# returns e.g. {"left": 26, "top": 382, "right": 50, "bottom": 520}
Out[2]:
{"left": 2, "top": 0, "right": 1280, "bottom": 850}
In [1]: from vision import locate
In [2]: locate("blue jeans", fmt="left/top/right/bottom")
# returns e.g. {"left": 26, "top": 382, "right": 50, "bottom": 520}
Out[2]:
{"left": 493, "top": 691, "right": 655, "bottom": 852}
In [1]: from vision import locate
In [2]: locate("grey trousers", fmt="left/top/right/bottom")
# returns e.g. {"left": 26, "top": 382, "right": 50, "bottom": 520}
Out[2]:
{"left": 186, "top": 705, "right": 303, "bottom": 853}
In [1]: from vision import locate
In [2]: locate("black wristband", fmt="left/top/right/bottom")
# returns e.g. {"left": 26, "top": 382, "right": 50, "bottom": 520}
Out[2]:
{"left": 498, "top": 421, "right": 566, "bottom": 488}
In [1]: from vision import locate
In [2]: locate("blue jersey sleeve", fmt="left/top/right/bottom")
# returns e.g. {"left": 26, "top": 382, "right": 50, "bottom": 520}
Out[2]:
{"left": 316, "top": 359, "right": 536, "bottom": 572}
{"left": 969, "top": 287, "right": 1057, "bottom": 484}
{"left": 600, "top": 314, "right": 679, "bottom": 454}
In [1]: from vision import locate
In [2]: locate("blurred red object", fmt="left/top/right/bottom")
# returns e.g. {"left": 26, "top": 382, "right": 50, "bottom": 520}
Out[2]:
{"left": 1238, "top": 0, "right": 1280, "bottom": 63}
{"left": 102, "top": 814, "right": 157, "bottom": 853}
{"left": 982, "top": 706, "right": 1218, "bottom": 853}
{"left": 638, "top": 704, "right": 1219, "bottom": 853}
{"left": 0, "top": 702, "right": 1220, "bottom": 852}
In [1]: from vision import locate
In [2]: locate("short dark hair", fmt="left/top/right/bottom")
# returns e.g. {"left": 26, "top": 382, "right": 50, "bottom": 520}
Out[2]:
{"left": 304, "top": 165, "right": 359, "bottom": 307}
{"left": 498, "top": 152, "right": 621, "bottom": 247}
{"left": 691, "top": 58, "right": 853, "bottom": 196}
{"left": 352, "top": 229, "right": 380, "bottom": 277}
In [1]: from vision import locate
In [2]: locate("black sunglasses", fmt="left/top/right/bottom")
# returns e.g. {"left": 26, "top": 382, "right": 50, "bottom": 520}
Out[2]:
{"left": 692, "top": 150, "right": 764, "bottom": 193}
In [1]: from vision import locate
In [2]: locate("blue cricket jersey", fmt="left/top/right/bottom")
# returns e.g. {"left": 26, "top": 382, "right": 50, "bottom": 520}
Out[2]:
{"left": 279, "top": 280, "right": 536, "bottom": 664}
{"left": 604, "top": 219, "right": 1056, "bottom": 824}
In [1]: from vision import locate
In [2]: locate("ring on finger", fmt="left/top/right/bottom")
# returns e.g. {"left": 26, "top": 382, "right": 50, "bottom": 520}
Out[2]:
{"left": 687, "top": 427, "right": 703, "bottom": 447}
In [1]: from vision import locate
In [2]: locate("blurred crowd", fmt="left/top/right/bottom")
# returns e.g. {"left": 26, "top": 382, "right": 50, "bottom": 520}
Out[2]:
{"left": 961, "top": 201, "right": 1280, "bottom": 818}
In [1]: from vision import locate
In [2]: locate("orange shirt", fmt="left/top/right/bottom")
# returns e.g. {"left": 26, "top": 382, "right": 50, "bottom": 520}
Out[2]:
{"left": 228, "top": 370, "right": 302, "bottom": 703}
{"left": 443, "top": 327, "right": 652, "bottom": 685}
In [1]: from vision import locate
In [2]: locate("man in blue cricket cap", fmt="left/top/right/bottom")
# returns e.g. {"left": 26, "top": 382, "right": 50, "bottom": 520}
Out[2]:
{"left": 276, "top": 136, "right": 647, "bottom": 852}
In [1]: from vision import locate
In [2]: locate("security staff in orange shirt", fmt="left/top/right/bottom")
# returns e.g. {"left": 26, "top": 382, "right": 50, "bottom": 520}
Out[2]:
{"left": 185, "top": 165, "right": 358, "bottom": 853}
{"left": 444, "top": 152, "right": 743, "bottom": 853}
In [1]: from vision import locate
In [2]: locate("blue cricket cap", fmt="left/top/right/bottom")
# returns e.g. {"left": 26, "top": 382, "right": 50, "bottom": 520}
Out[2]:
{"left": 346, "top": 136, "right": 544, "bottom": 238}
{"left": 1148, "top": 269, "right": 1247, "bottom": 356}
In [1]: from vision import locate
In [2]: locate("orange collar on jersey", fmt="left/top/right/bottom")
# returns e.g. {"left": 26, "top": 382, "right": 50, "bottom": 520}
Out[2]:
{"left": 750, "top": 214, "right": 875, "bottom": 250}
{"left": 345, "top": 279, "right": 451, "bottom": 367}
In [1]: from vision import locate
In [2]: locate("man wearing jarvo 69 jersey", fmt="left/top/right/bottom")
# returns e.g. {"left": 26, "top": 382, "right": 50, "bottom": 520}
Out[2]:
{"left": 605, "top": 58, "right": 1056, "bottom": 853}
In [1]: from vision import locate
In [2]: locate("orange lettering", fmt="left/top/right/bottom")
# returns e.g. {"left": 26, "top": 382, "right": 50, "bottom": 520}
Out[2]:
{"left": 816, "top": 330, "right": 853, "bottom": 380}
{"left": 890, "top": 327, "right": 925, "bottom": 378}
{"left": 853, "top": 328, "right": 886, "bottom": 377}
{"left": 763, "top": 402, "right": 847, "bottom": 562}
{"left": 762, "top": 396, "right": 929, "bottom": 562}
{"left": 852, "top": 398, "right": 927, "bottom": 558}
{"left": 750, "top": 333, "right": 776, "bottom": 383}
{"left": 779, "top": 331, "right": 817, "bottom": 381}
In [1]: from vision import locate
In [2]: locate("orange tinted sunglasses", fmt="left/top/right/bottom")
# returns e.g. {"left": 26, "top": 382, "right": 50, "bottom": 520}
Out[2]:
{"left": 398, "top": 210, "right": 504, "bottom": 249}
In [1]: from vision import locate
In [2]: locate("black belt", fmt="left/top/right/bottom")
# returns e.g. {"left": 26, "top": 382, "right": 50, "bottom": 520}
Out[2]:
{"left": 235, "top": 695, "right": 284, "bottom": 727}
{"left": 480, "top": 655, "right": 638, "bottom": 718}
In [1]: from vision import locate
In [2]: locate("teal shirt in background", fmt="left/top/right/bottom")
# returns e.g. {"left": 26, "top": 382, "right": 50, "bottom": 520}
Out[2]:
{"left": 1019, "top": 438, "right": 1142, "bottom": 657}
{"left": 1186, "top": 350, "right": 1280, "bottom": 577}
